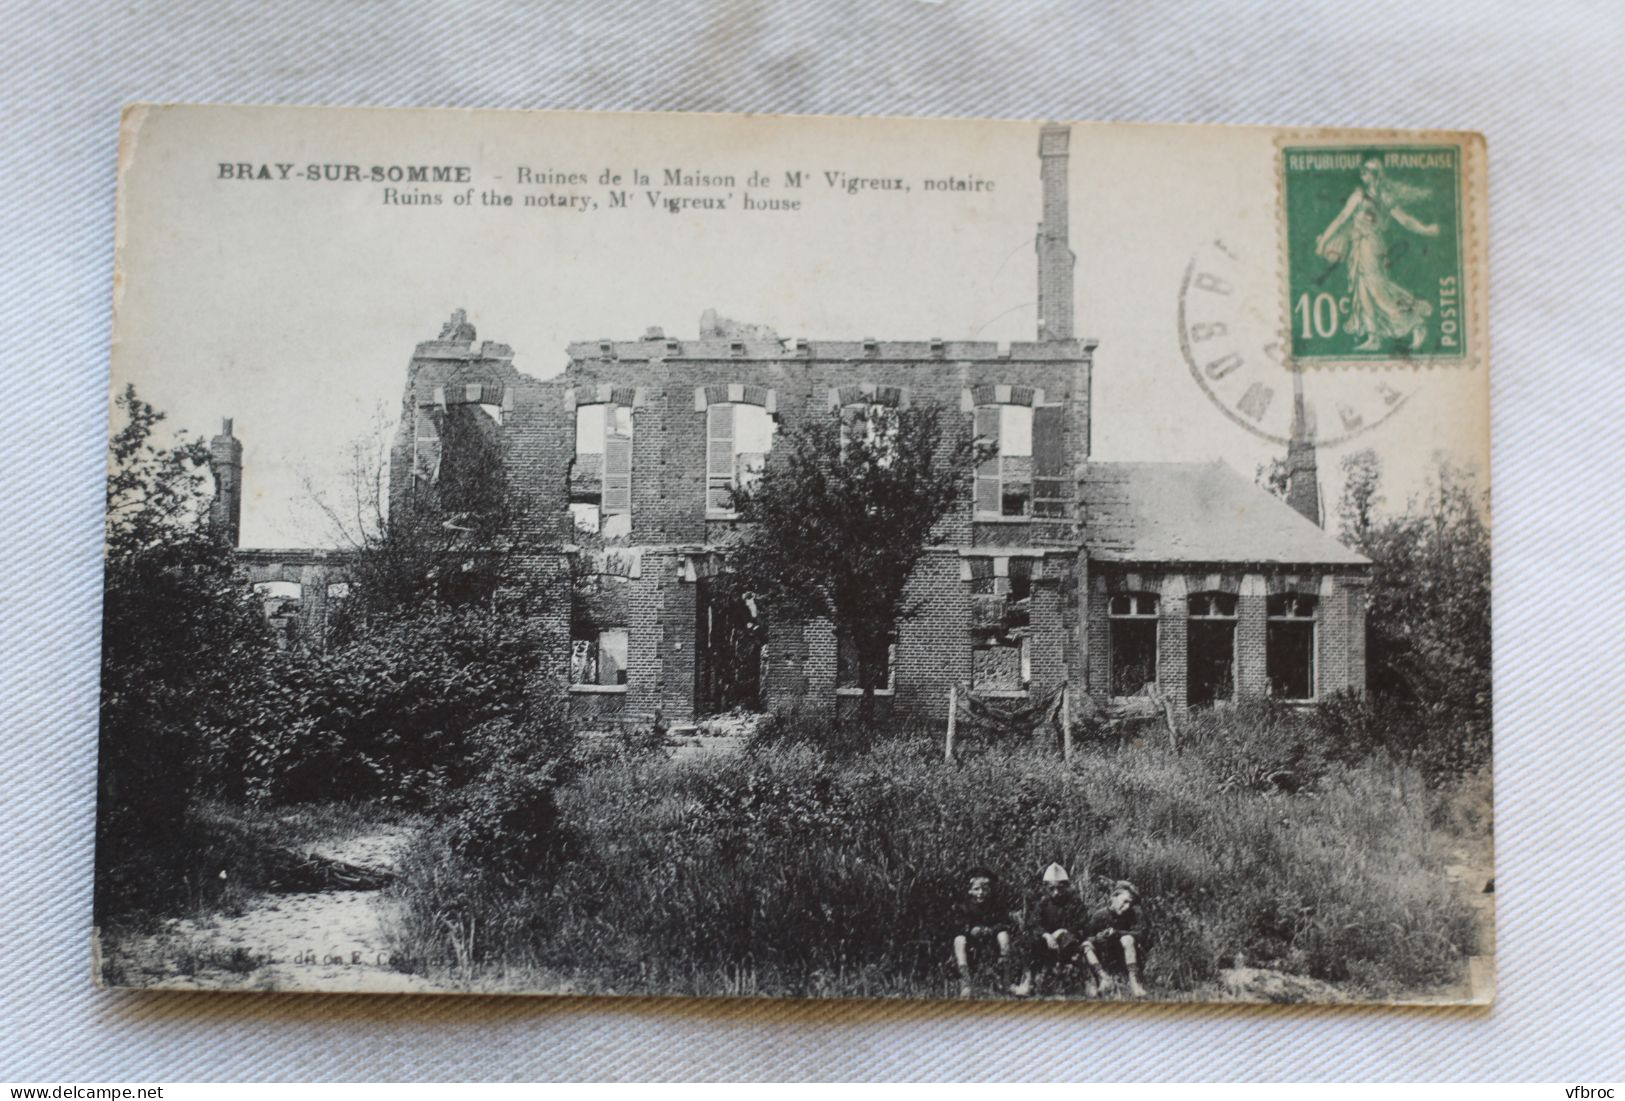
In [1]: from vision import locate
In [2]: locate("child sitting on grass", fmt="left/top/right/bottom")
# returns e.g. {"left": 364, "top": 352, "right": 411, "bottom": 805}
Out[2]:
{"left": 1009, "top": 862, "right": 1087, "bottom": 997}
{"left": 951, "top": 866, "right": 1014, "bottom": 997}
{"left": 1080, "top": 880, "right": 1151, "bottom": 997}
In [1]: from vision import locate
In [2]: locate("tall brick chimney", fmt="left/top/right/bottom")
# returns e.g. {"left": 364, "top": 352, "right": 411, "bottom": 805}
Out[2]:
{"left": 1285, "top": 374, "right": 1322, "bottom": 526}
{"left": 1036, "top": 124, "right": 1075, "bottom": 342}
{"left": 209, "top": 417, "right": 243, "bottom": 547}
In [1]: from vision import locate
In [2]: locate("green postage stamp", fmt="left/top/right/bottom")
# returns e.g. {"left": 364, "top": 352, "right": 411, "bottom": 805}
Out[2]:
{"left": 1282, "top": 144, "right": 1466, "bottom": 364}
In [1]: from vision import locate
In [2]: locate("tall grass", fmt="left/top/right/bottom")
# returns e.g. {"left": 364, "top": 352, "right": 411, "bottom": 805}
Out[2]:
{"left": 383, "top": 710, "right": 1481, "bottom": 1000}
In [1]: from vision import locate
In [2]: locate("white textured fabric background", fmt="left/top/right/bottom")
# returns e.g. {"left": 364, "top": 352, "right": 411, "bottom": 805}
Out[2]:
{"left": 3, "top": 0, "right": 1623, "bottom": 1082}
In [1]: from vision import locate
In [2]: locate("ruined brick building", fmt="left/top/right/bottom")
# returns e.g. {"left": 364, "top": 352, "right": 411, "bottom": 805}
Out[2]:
{"left": 219, "top": 124, "right": 1368, "bottom": 728}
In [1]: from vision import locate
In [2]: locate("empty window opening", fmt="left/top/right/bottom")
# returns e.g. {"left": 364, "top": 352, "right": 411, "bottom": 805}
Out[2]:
{"left": 975, "top": 404, "right": 1033, "bottom": 518}
{"left": 1266, "top": 593, "right": 1317, "bottom": 700}
{"left": 572, "top": 403, "right": 633, "bottom": 537}
{"left": 428, "top": 404, "right": 505, "bottom": 517}
{"left": 706, "top": 403, "right": 777, "bottom": 513}
{"left": 253, "top": 581, "right": 303, "bottom": 649}
{"left": 571, "top": 625, "right": 628, "bottom": 687}
{"left": 839, "top": 403, "right": 900, "bottom": 464}
{"left": 836, "top": 626, "right": 897, "bottom": 691}
{"left": 254, "top": 580, "right": 301, "bottom": 620}
{"left": 1109, "top": 592, "right": 1159, "bottom": 697}
{"left": 1187, "top": 591, "right": 1237, "bottom": 707}
{"left": 971, "top": 558, "right": 1034, "bottom": 630}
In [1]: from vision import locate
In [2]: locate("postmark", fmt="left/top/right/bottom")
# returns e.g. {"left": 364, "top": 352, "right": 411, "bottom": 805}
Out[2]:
{"left": 1281, "top": 142, "right": 1469, "bottom": 366}
{"left": 1179, "top": 237, "right": 1415, "bottom": 448}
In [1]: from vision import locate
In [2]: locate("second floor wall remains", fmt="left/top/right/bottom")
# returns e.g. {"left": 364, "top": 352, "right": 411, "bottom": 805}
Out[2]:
{"left": 389, "top": 321, "right": 1098, "bottom": 553}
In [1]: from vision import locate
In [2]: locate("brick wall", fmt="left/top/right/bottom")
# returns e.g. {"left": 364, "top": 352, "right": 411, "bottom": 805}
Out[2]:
{"left": 1236, "top": 577, "right": 1269, "bottom": 700}
{"left": 659, "top": 568, "right": 698, "bottom": 719}
{"left": 557, "top": 339, "right": 1092, "bottom": 546}
{"left": 1155, "top": 573, "right": 1189, "bottom": 712}
{"left": 802, "top": 617, "right": 838, "bottom": 720}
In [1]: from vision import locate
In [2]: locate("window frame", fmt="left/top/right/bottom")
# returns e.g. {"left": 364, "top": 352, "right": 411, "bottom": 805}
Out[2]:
{"left": 572, "top": 401, "right": 634, "bottom": 535}
{"left": 569, "top": 624, "right": 630, "bottom": 692}
{"left": 1107, "top": 591, "right": 1161, "bottom": 699}
{"left": 971, "top": 633, "right": 1031, "bottom": 696}
{"left": 705, "top": 401, "right": 776, "bottom": 517}
{"left": 973, "top": 403, "right": 1036, "bottom": 520}
{"left": 1265, "top": 592, "right": 1318, "bottom": 702}
{"left": 1186, "top": 591, "right": 1239, "bottom": 707}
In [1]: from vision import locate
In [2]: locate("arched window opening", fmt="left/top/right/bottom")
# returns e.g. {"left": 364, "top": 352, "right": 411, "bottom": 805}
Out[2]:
{"left": 572, "top": 403, "right": 633, "bottom": 538}
{"left": 1266, "top": 592, "right": 1317, "bottom": 700}
{"left": 1108, "top": 592, "right": 1159, "bottom": 697}
{"left": 706, "top": 402, "right": 776, "bottom": 513}
{"left": 1187, "top": 591, "right": 1237, "bottom": 707}
{"left": 974, "top": 404, "right": 1032, "bottom": 517}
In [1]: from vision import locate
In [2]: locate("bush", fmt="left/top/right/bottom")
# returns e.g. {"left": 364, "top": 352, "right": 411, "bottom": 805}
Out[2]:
{"left": 213, "top": 605, "right": 568, "bottom": 807}
{"left": 97, "top": 388, "right": 278, "bottom": 919}
{"left": 1337, "top": 453, "right": 1492, "bottom": 781}
{"left": 440, "top": 760, "right": 574, "bottom": 886}
{"left": 1312, "top": 690, "right": 1491, "bottom": 786}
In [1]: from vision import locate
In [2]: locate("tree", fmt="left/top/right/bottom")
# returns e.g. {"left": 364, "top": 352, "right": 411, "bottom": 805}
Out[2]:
{"left": 98, "top": 386, "right": 274, "bottom": 915}
{"left": 1336, "top": 449, "right": 1383, "bottom": 545}
{"left": 305, "top": 402, "right": 541, "bottom": 635}
{"left": 727, "top": 403, "right": 983, "bottom": 721}
{"left": 1335, "top": 453, "right": 1492, "bottom": 775}
{"left": 257, "top": 401, "right": 569, "bottom": 806}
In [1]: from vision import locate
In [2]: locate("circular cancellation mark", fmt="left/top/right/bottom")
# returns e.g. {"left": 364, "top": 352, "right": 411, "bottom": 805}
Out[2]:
{"left": 1178, "top": 237, "right": 1414, "bottom": 449}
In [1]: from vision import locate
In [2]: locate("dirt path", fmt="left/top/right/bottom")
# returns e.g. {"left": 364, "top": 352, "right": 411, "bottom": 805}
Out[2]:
{"left": 105, "top": 827, "right": 439, "bottom": 993}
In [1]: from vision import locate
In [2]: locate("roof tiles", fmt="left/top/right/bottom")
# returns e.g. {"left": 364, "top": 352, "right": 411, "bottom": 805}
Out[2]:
{"left": 1080, "top": 461, "right": 1368, "bottom": 567}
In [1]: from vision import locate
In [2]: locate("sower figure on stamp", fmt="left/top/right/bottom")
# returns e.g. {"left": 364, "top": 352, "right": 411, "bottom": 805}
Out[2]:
{"left": 1009, "top": 862, "right": 1088, "bottom": 997}
{"left": 950, "top": 866, "right": 1014, "bottom": 997}
{"left": 1080, "top": 880, "right": 1151, "bottom": 997}
{"left": 1314, "top": 156, "right": 1441, "bottom": 352}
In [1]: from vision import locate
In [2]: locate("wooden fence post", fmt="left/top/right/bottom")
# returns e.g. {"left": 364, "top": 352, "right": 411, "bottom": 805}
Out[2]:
{"left": 945, "top": 684, "right": 957, "bottom": 763}
{"left": 1062, "top": 684, "right": 1074, "bottom": 760}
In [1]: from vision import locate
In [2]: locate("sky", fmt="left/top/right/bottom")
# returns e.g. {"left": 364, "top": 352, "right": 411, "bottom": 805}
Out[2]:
{"left": 110, "top": 106, "right": 1489, "bottom": 549}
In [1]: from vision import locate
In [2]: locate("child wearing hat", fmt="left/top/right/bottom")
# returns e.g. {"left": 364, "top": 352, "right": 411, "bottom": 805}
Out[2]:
{"left": 1080, "top": 880, "right": 1151, "bottom": 997}
{"left": 950, "top": 866, "right": 1015, "bottom": 997}
{"left": 1008, "top": 862, "right": 1088, "bottom": 997}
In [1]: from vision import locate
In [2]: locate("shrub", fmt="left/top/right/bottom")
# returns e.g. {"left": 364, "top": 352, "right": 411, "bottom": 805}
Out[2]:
{"left": 745, "top": 709, "right": 938, "bottom": 760}
{"left": 98, "top": 388, "right": 278, "bottom": 919}
{"left": 440, "top": 761, "right": 574, "bottom": 887}
{"left": 1312, "top": 690, "right": 1491, "bottom": 786}
{"left": 215, "top": 605, "right": 567, "bottom": 807}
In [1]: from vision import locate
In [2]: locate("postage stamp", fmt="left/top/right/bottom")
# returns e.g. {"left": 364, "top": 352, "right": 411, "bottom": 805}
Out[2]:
{"left": 1281, "top": 143, "right": 1467, "bottom": 365}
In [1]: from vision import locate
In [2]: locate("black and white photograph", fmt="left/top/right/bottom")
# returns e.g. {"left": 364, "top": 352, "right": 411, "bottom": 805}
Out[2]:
{"left": 93, "top": 105, "right": 1493, "bottom": 1005}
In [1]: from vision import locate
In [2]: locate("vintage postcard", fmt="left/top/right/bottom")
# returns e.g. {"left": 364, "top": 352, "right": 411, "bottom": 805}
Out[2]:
{"left": 96, "top": 105, "right": 1491, "bottom": 1004}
